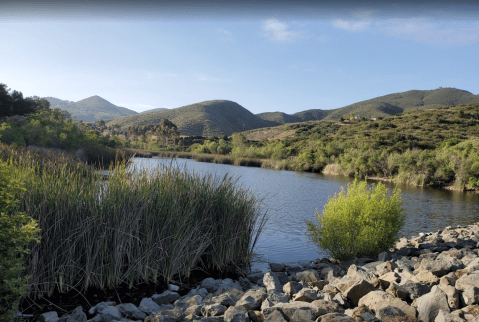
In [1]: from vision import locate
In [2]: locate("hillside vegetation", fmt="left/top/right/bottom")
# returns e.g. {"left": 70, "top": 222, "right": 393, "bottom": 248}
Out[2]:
{"left": 107, "top": 100, "right": 272, "bottom": 136}
{"left": 46, "top": 95, "right": 137, "bottom": 122}
{"left": 188, "top": 103, "right": 479, "bottom": 190}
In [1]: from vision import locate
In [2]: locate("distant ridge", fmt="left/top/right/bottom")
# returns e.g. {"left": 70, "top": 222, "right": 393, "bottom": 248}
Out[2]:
{"left": 45, "top": 95, "right": 137, "bottom": 122}
{"left": 107, "top": 100, "right": 272, "bottom": 136}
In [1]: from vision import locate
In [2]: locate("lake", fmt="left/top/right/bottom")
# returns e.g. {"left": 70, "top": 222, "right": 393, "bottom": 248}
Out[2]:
{"left": 130, "top": 157, "right": 479, "bottom": 270}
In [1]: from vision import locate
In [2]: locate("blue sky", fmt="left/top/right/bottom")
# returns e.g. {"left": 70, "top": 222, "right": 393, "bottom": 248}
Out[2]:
{"left": 1, "top": 1, "right": 478, "bottom": 114}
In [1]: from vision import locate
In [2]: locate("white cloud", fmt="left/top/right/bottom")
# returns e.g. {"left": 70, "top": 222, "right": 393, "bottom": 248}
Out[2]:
{"left": 332, "top": 18, "right": 372, "bottom": 32}
{"left": 384, "top": 18, "right": 479, "bottom": 46}
{"left": 262, "top": 18, "right": 302, "bottom": 42}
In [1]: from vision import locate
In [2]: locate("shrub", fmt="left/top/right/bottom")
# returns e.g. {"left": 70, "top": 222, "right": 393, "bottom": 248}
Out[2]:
{"left": 0, "top": 162, "right": 40, "bottom": 320}
{"left": 307, "top": 180, "right": 405, "bottom": 260}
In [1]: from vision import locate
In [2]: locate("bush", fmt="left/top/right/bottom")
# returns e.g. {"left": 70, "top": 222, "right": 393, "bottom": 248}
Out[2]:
{"left": 307, "top": 180, "right": 405, "bottom": 260}
{"left": 0, "top": 162, "right": 40, "bottom": 320}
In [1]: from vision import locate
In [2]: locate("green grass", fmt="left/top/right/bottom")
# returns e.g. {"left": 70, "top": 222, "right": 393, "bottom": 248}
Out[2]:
{"left": 2, "top": 145, "right": 266, "bottom": 298}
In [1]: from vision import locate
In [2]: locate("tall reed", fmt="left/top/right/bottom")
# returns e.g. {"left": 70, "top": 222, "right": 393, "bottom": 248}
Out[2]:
{"left": 10, "top": 153, "right": 266, "bottom": 298}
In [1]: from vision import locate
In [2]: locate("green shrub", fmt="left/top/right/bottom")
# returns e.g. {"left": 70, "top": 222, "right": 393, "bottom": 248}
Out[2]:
{"left": 0, "top": 162, "right": 40, "bottom": 320}
{"left": 307, "top": 180, "right": 405, "bottom": 260}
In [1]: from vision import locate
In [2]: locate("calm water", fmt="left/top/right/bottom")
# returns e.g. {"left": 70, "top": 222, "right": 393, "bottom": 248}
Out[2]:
{"left": 130, "top": 157, "right": 479, "bottom": 269}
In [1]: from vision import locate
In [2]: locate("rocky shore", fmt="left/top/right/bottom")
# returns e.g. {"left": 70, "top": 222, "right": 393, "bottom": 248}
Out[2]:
{"left": 35, "top": 222, "right": 479, "bottom": 322}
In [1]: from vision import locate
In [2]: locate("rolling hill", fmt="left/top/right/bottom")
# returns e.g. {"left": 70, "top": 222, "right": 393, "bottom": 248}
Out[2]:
{"left": 257, "top": 109, "right": 333, "bottom": 125}
{"left": 107, "top": 100, "right": 273, "bottom": 136}
{"left": 45, "top": 95, "right": 138, "bottom": 122}
{"left": 322, "top": 88, "right": 479, "bottom": 121}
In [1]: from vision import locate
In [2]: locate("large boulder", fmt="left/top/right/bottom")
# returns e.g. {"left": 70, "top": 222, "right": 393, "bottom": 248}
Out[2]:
{"left": 343, "top": 279, "right": 375, "bottom": 306}
{"left": 152, "top": 291, "right": 181, "bottom": 305}
{"left": 292, "top": 288, "right": 318, "bottom": 303}
{"left": 236, "top": 290, "right": 267, "bottom": 311}
{"left": 223, "top": 306, "right": 249, "bottom": 322}
{"left": 262, "top": 302, "right": 326, "bottom": 321}
{"left": 317, "top": 313, "right": 355, "bottom": 322}
{"left": 414, "top": 285, "right": 450, "bottom": 322}
{"left": 117, "top": 303, "right": 147, "bottom": 321}
{"left": 455, "top": 272, "right": 479, "bottom": 291}
{"left": 263, "top": 272, "right": 282, "bottom": 293}
{"left": 283, "top": 281, "right": 304, "bottom": 298}
{"left": 139, "top": 298, "right": 162, "bottom": 316}
{"left": 201, "top": 278, "right": 221, "bottom": 293}
{"left": 399, "top": 280, "right": 432, "bottom": 301}
{"left": 296, "top": 270, "right": 321, "bottom": 284}
{"left": 358, "top": 290, "right": 417, "bottom": 320}
{"left": 434, "top": 309, "right": 464, "bottom": 322}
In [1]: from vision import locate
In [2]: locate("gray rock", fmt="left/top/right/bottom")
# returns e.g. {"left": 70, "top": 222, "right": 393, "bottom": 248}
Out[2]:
{"left": 267, "top": 291, "right": 289, "bottom": 305}
{"left": 292, "top": 288, "right": 318, "bottom": 303}
{"left": 168, "top": 284, "right": 180, "bottom": 292}
{"left": 223, "top": 306, "right": 249, "bottom": 322}
{"left": 346, "top": 265, "right": 377, "bottom": 283}
{"left": 202, "top": 278, "right": 221, "bottom": 293}
{"left": 117, "top": 303, "right": 147, "bottom": 321}
{"left": 65, "top": 307, "right": 87, "bottom": 322}
{"left": 462, "top": 286, "right": 479, "bottom": 306}
{"left": 400, "top": 280, "right": 432, "bottom": 300}
{"left": 89, "top": 302, "right": 117, "bottom": 315}
{"left": 263, "top": 309, "right": 288, "bottom": 322}
{"left": 358, "top": 290, "right": 416, "bottom": 320}
{"left": 144, "top": 315, "right": 170, "bottom": 322}
{"left": 217, "top": 279, "right": 243, "bottom": 293}
{"left": 420, "top": 256, "right": 463, "bottom": 277}
{"left": 246, "top": 272, "right": 264, "bottom": 285}
{"left": 158, "top": 308, "right": 182, "bottom": 322}
{"left": 378, "top": 252, "right": 392, "bottom": 262}
{"left": 212, "top": 292, "right": 239, "bottom": 307}
{"left": 152, "top": 291, "right": 181, "bottom": 305}
{"left": 296, "top": 270, "right": 321, "bottom": 284}
{"left": 236, "top": 290, "right": 267, "bottom": 311}
{"left": 269, "top": 263, "right": 286, "bottom": 272}
{"left": 376, "top": 306, "right": 408, "bottom": 321}
{"left": 174, "top": 295, "right": 202, "bottom": 311}
{"left": 317, "top": 313, "right": 355, "bottom": 322}
{"left": 97, "top": 307, "right": 123, "bottom": 321}
{"left": 262, "top": 302, "right": 326, "bottom": 321}
{"left": 283, "top": 281, "right": 304, "bottom": 298}
{"left": 185, "top": 305, "right": 203, "bottom": 316}
{"left": 456, "top": 272, "right": 479, "bottom": 291}
{"left": 275, "top": 272, "right": 289, "bottom": 286}
{"left": 437, "top": 284, "right": 460, "bottom": 310}
{"left": 139, "top": 298, "right": 162, "bottom": 315}
{"left": 38, "top": 311, "right": 59, "bottom": 322}
{"left": 239, "top": 277, "right": 254, "bottom": 291}
{"left": 333, "top": 293, "right": 350, "bottom": 309}
{"left": 434, "top": 309, "right": 464, "bottom": 322}
{"left": 263, "top": 272, "right": 282, "bottom": 293}
{"left": 415, "top": 285, "right": 450, "bottom": 322}
{"left": 202, "top": 304, "right": 227, "bottom": 317}
{"left": 311, "top": 300, "right": 344, "bottom": 314}
{"left": 291, "top": 307, "right": 315, "bottom": 322}
{"left": 343, "top": 279, "right": 375, "bottom": 306}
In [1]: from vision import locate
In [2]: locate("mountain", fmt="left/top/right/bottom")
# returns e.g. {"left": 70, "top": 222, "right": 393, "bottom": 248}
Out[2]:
{"left": 257, "top": 109, "right": 334, "bottom": 126}
{"left": 45, "top": 95, "right": 138, "bottom": 122}
{"left": 322, "top": 88, "right": 479, "bottom": 121}
{"left": 107, "top": 100, "right": 272, "bottom": 136}
{"left": 141, "top": 107, "right": 168, "bottom": 113}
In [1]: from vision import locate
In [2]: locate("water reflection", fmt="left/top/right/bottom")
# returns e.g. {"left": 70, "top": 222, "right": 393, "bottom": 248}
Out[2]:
{"left": 130, "top": 157, "right": 479, "bottom": 268}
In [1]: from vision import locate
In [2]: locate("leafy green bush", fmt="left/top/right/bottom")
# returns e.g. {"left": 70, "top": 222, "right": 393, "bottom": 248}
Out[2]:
{"left": 0, "top": 162, "right": 40, "bottom": 320}
{"left": 307, "top": 180, "right": 405, "bottom": 260}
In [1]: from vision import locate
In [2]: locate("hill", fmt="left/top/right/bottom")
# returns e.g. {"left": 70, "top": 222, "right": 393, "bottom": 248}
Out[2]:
{"left": 45, "top": 95, "right": 137, "bottom": 122}
{"left": 141, "top": 107, "right": 168, "bottom": 113}
{"left": 107, "top": 100, "right": 273, "bottom": 136}
{"left": 256, "top": 109, "right": 333, "bottom": 125}
{"left": 323, "top": 87, "right": 479, "bottom": 121}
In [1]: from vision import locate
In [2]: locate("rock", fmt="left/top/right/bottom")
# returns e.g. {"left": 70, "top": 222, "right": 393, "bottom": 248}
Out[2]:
{"left": 283, "top": 281, "right": 304, "bottom": 298}
{"left": 399, "top": 280, "right": 432, "bottom": 301}
{"left": 247, "top": 272, "right": 265, "bottom": 285}
{"left": 378, "top": 272, "right": 401, "bottom": 290}
{"left": 462, "top": 286, "right": 479, "bottom": 306}
{"left": 308, "top": 280, "right": 328, "bottom": 290}
{"left": 378, "top": 252, "right": 392, "bottom": 262}
{"left": 343, "top": 279, "right": 375, "bottom": 306}
{"left": 460, "top": 304, "right": 479, "bottom": 320}
{"left": 415, "top": 285, "right": 450, "bottom": 322}
{"left": 411, "top": 271, "right": 440, "bottom": 286}
{"left": 347, "top": 265, "right": 377, "bottom": 283}
{"left": 38, "top": 311, "right": 59, "bottom": 322}
{"left": 456, "top": 273, "right": 479, "bottom": 291}
{"left": 139, "top": 298, "right": 162, "bottom": 315}
{"left": 144, "top": 315, "right": 170, "bottom": 322}
{"left": 89, "top": 302, "right": 117, "bottom": 315}
{"left": 317, "top": 313, "right": 355, "bottom": 322}
{"left": 269, "top": 263, "right": 286, "bottom": 272}
{"left": 376, "top": 306, "right": 409, "bottom": 321}
{"left": 158, "top": 308, "right": 182, "bottom": 322}
{"left": 331, "top": 275, "right": 360, "bottom": 294}
{"left": 267, "top": 291, "right": 289, "bottom": 305}
{"left": 168, "top": 284, "right": 180, "bottom": 292}
{"left": 262, "top": 302, "right": 326, "bottom": 321}
{"left": 247, "top": 311, "right": 262, "bottom": 322}
{"left": 261, "top": 298, "right": 274, "bottom": 311}
{"left": 263, "top": 272, "right": 282, "bottom": 293}
{"left": 212, "top": 292, "right": 239, "bottom": 307}
{"left": 419, "top": 256, "right": 463, "bottom": 277}
{"left": 291, "top": 307, "right": 316, "bottom": 322}
{"left": 185, "top": 305, "right": 203, "bottom": 316}
{"left": 296, "top": 270, "right": 321, "bottom": 284}
{"left": 311, "top": 300, "right": 344, "bottom": 314}
{"left": 117, "top": 303, "right": 147, "bottom": 321}
{"left": 236, "top": 290, "right": 267, "bottom": 311}
{"left": 386, "top": 283, "right": 409, "bottom": 301}
{"left": 434, "top": 309, "right": 464, "bottom": 322}
{"left": 175, "top": 295, "right": 202, "bottom": 311}
{"left": 217, "top": 279, "right": 243, "bottom": 293}
{"left": 239, "top": 277, "right": 254, "bottom": 291}
{"left": 65, "top": 307, "right": 87, "bottom": 322}
{"left": 97, "top": 306, "right": 123, "bottom": 320}
{"left": 333, "top": 293, "right": 350, "bottom": 309}
{"left": 292, "top": 288, "right": 318, "bottom": 302}
{"left": 358, "top": 290, "right": 417, "bottom": 320}
{"left": 202, "top": 304, "right": 227, "bottom": 317}
{"left": 202, "top": 278, "right": 221, "bottom": 293}
{"left": 437, "top": 285, "right": 460, "bottom": 310}
{"left": 223, "top": 306, "right": 249, "bottom": 322}
{"left": 152, "top": 291, "right": 181, "bottom": 305}
{"left": 263, "top": 309, "right": 288, "bottom": 322}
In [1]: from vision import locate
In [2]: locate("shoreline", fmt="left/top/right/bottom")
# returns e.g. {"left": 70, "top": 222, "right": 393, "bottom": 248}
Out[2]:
{"left": 124, "top": 148, "right": 479, "bottom": 193}
{"left": 28, "top": 222, "right": 479, "bottom": 322}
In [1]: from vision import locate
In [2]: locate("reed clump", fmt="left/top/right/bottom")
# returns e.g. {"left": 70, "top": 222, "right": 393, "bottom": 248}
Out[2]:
{"left": 8, "top": 151, "right": 266, "bottom": 298}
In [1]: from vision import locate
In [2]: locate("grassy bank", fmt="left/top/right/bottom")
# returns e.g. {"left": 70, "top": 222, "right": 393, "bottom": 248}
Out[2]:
{"left": 2, "top": 145, "right": 266, "bottom": 300}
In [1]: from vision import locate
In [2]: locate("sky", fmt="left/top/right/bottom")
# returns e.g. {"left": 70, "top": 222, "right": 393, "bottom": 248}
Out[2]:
{"left": 1, "top": 0, "right": 479, "bottom": 114}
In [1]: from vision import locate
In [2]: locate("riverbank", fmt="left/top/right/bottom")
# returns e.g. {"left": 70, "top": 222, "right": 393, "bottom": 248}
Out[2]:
{"left": 124, "top": 148, "right": 479, "bottom": 193}
{"left": 31, "top": 222, "right": 479, "bottom": 322}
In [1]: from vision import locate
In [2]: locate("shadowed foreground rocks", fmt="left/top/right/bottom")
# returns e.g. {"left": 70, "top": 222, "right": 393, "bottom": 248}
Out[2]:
{"left": 37, "top": 222, "right": 479, "bottom": 322}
